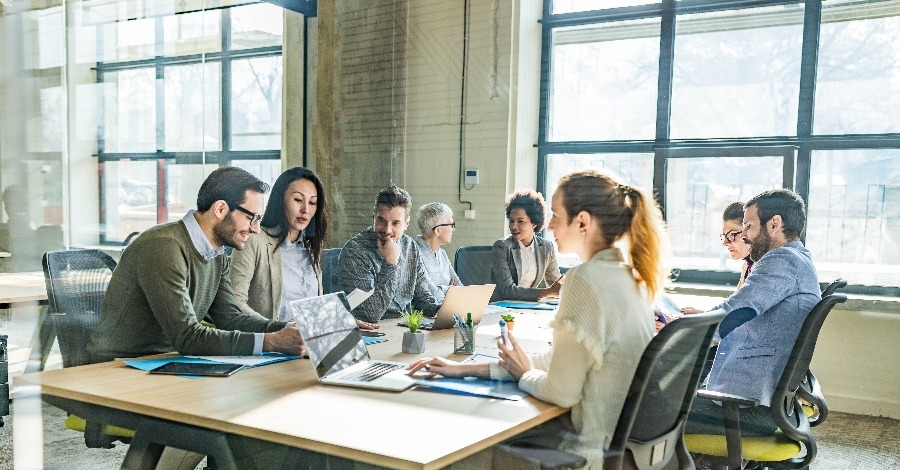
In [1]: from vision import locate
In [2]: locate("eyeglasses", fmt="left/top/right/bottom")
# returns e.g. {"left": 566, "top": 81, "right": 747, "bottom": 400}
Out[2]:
{"left": 432, "top": 222, "right": 456, "bottom": 231}
{"left": 719, "top": 230, "right": 743, "bottom": 243}
{"left": 229, "top": 203, "right": 262, "bottom": 226}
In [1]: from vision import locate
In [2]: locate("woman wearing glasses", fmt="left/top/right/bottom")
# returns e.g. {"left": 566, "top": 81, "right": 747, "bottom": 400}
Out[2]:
{"left": 229, "top": 166, "right": 377, "bottom": 329}
{"left": 414, "top": 202, "right": 462, "bottom": 302}
{"left": 721, "top": 201, "right": 753, "bottom": 287}
{"left": 680, "top": 202, "right": 753, "bottom": 316}
{"left": 490, "top": 189, "right": 563, "bottom": 302}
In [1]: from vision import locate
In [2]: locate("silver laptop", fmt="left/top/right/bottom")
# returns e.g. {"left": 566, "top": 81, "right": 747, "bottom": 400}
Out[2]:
{"left": 422, "top": 284, "right": 495, "bottom": 330}
{"left": 290, "top": 293, "right": 417, "bottom": 392}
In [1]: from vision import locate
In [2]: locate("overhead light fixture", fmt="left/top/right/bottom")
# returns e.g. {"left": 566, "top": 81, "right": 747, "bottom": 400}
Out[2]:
{"left": 0, "top": 0, "right": 12, "bottom": 7}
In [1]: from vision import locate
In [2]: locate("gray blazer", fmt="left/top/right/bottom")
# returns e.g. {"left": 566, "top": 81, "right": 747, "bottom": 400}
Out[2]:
{"left": 490, "top": 235, "right": 561, "bottom": 302}
{"left": 706, "top": 241, "right": 821, "bottom": 407}
{"left": 230, "top": 231, "right": 323, "bottom": 320}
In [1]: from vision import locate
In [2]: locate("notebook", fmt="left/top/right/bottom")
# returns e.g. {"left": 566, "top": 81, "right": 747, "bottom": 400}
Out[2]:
{"left": 412, "top": 284, "right": 496, "bottom": 330}
{"left": 290, "top": 293, "right": 417, "bottom": 392}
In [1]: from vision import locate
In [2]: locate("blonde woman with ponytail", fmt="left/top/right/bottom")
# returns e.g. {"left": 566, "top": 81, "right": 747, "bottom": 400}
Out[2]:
{"left": 409, "top": 170, "right": 672, "bottom": 469}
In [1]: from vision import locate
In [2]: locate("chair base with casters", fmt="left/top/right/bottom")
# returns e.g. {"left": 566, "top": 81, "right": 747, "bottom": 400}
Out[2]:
{"left": 685, "top": 294, "right": 848, "bottom": 470}
{"left": 499, "top": 311, "right": 727, "bottom": 470}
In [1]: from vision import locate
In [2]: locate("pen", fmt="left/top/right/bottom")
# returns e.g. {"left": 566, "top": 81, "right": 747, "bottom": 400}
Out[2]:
{"left": 499, "top": 320, "right": 508, "bottom": 346}
{"left": 466, "top": 312, "right": 473, "bottom": 329}
{"left": 551, "top": 274, "right": 564, "bottom": 286}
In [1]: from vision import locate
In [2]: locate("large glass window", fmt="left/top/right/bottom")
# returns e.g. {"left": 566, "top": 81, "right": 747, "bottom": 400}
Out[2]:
{"left": 815, "top": 9, "right": 900, "bottom": 135}
{"left": 97, "top": 4, "right": 284, "bottom": 243}
{"left": 540, "top": 1, "right": 900, "bottom": 289}
{"left": 671, "top": 5, "right": 804, "bottom": 139}
{"left": 666, "top": 154, "right": 785, "bottom": 270}
{"left": 806, "top": 150, "right": 900, "bottom": 286}
{"left": 549, "top": 19, "right": 661, "bottom": 141}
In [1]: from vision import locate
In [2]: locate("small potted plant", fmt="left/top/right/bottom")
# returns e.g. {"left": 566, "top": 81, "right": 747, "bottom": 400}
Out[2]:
{"left": 401, "top": 307, "right": 426, "bottom": 354}
{"left": 501, "top": 314, "right": 516, "bottom": 332}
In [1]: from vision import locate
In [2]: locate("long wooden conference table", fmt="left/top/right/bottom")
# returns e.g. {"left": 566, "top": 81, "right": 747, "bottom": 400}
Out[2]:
{"left": 17, "top": 306, "right": 567, "bottom": 469}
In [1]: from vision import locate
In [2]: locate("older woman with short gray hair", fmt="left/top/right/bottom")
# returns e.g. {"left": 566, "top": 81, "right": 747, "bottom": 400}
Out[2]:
{"left": 414, "top": 202, "right": 462, "bottom": 301}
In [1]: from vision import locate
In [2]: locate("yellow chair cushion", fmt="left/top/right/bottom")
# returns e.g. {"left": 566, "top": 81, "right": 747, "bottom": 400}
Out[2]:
{"left": 803, "top": 404, "right": 816, "bottom": 417}
{"left": 65, "top": 414, "right": 135, "bottom": 438}
{"left": 684, "top": 430, "right": 802, "bottom": 462}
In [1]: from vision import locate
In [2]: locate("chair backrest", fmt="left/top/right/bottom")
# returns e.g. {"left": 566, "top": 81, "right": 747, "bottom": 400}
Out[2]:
{"left": 454, "top": 245, "right": 492, "bottom": 286}
{"left": 42, "top": 249, "right": 117, "bottom": 368}
{"left": 606, "top": 310, "right": 726, "bottom": 470}
{"left": 769, "top": 293, "right": 846, "bottom": 468}
{"left": 820, "top": 278, "right": 847, "bottom": 297}
{"left": 321, "top": 248, "right": 342, "bottom": 294}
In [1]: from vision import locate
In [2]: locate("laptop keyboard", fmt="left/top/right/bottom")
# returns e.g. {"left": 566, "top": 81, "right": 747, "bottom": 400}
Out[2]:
{"left": 342, "top": 363, "right": 403, "bottom": 382}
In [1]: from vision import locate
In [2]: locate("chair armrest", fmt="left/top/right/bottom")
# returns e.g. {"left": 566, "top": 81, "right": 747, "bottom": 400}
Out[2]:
{"left": 697, "top": 390, "right": 759, "bottom": 407}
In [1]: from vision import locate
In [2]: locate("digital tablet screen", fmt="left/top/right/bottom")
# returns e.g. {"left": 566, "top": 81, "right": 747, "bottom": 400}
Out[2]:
{"left": 149, "top": 362, "right": 243, "bottom": 377}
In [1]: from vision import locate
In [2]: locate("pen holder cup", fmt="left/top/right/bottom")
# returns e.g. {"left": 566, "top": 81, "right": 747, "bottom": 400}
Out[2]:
{"left": 453, "top": 324, "right": 477, "bottom": 355}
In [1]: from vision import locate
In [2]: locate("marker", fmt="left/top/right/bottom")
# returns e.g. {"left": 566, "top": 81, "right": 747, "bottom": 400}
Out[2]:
{"left": 466, "top": 312, "right": 473, "bottom": 329}
{"left": 499, "top": 320, "right": 509, "bottom": 346}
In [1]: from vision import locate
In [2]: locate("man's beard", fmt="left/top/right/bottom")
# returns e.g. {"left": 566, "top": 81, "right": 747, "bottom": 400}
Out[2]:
{"left": 213, "top": 215, "right": 244, "bottom": 250}
{"left": 748, "top": 229, "right": 771, "bottom": 262}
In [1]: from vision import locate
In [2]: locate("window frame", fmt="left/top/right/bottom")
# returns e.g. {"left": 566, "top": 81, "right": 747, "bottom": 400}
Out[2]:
{"left": 95, "top": 6, "right": 283, "bottom": 245}
{"left": 538, "top": 0, "right": 900, "bottom": 295}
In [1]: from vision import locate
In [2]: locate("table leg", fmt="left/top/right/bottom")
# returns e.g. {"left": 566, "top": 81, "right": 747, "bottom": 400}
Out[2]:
{"left": 25, "top": 303, "right": 54, "bottom": 373}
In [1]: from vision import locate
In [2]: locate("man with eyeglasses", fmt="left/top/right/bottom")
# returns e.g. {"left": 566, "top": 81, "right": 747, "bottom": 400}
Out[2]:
{"left": 88, "top": 167, "right": 306, "bottom": 364}
{"left": 337, "top": 185, "right": 442, "bottom": 323}
{"left": 685, "top": 189, "right": 821, "bottom": 437}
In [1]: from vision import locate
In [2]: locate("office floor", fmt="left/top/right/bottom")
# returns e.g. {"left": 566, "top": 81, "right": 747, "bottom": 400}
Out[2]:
{"left": 0, "top": 402, "right": 896, "bottom": 469}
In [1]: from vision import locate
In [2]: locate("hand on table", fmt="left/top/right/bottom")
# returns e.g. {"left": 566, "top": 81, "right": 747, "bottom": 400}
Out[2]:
{"left": 356, "top": 319, "right": 379, "bottom": 330}
{"left": 407, "top": 356, "right": 466, "bottom": 377}
{"left": 680, "top": 307, "right": 704, "bottom": 315}
{"left": 264, "top": 324, "right": 307, "bottom": 356}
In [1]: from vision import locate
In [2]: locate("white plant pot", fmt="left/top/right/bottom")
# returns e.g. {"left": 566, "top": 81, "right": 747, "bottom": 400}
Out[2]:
{"left": 402, "top": 331, "right": 425, "bottom": 354}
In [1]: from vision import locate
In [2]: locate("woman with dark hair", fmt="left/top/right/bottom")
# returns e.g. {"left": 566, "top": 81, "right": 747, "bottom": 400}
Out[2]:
{"left": 490, "top": 189, "right": 563, "bottom": 302}
{"left": 721, "top": 201, "right": 753, "bottom": 288}
{"left": 230, "top": 167, "right": 376, "bottom": 329}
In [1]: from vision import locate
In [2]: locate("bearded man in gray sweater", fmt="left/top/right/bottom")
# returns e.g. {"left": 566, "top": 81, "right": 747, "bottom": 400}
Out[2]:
{"left": 88, "top": 167, "right": 305, "bottom": 363}
{"left": 337, "top": 185, "right": 441, "bottom": 323}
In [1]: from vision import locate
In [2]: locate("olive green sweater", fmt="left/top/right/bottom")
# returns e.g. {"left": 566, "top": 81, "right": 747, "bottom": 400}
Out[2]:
{"left": 87, "top": 220, "right": 285, "bottom": 363}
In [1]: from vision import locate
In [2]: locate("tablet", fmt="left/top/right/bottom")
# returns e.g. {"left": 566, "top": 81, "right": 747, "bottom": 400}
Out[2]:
{"left": 149, "top": 362, "right": 243, "bottom": 377}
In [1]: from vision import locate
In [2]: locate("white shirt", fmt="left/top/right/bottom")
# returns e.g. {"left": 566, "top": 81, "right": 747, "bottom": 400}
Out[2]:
{"left": 517, "top": 239, "right": 538, "bottom": 288}
{"left": 278, "top": 236, "right": 319, "bottom": 322}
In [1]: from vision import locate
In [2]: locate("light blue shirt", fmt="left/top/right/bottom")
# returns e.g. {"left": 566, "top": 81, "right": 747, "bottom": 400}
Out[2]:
{"left": 278, "top": 235, "right": 319, "bottom": 321}
{"left": 413, "top": 236, "right": 462, "bottom": 302}
{"left": 182, "top": 211, "right": 265, "bottom": 354}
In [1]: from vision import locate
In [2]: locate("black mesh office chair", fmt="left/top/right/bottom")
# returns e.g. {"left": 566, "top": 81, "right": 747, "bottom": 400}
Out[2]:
{"left": 798, "top": 278, "right": 846, "bottom": 427}
{"left": 42, "top": 249, "right": 117, "bottom": 368}
{"left": 499, "top": 310, "right": 727, "bottom": 470}
{"left": 455, "top": 245, "right": 493, "bottom": 286}
{"left": 42, "top": 249, "right": 134, "bottom": 448}
{"left": 685, "top": 294, "right": 847, "bottom": 470}
{"left": 321, "top": 248, "right": 342, "bottom": 294}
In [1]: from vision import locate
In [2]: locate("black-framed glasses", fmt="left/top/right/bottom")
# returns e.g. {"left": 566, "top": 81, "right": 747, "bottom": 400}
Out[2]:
{"left": 432, "top": 222, "right": 456, "bottom": 231}
{"left": 720, "top": 230, "right": 742, "bottom": 243}
{"left": 229, "top": 203, "right": 262, "bottom": 226}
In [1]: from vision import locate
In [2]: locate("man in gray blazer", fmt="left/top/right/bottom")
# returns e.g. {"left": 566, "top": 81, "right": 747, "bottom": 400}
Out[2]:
{"left": 686, "top": 189, "right": 821, "bottom": 436}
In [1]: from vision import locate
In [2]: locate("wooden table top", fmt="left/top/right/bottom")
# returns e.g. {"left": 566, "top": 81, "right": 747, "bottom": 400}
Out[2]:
{"left": 17, "top": 308, "right": 566, "bottom": 470}
{"left": 0, "top": 271, "right": 47, "bottom": 304}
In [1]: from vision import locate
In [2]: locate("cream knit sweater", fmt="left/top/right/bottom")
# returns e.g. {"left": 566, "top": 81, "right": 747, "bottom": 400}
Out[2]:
{"left": 490, "top": 247, "right": 653, "bottom": 469}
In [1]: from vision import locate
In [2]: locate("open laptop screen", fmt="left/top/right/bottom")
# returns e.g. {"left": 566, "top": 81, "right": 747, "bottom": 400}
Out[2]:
{"left": 291, "top": 293, "right": 370, "bottom": 378}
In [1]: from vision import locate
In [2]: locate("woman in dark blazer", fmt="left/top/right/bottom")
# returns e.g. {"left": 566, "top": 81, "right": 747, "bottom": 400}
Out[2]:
{"left": 491, "top": 189, "right": 563, "bottom": 302}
